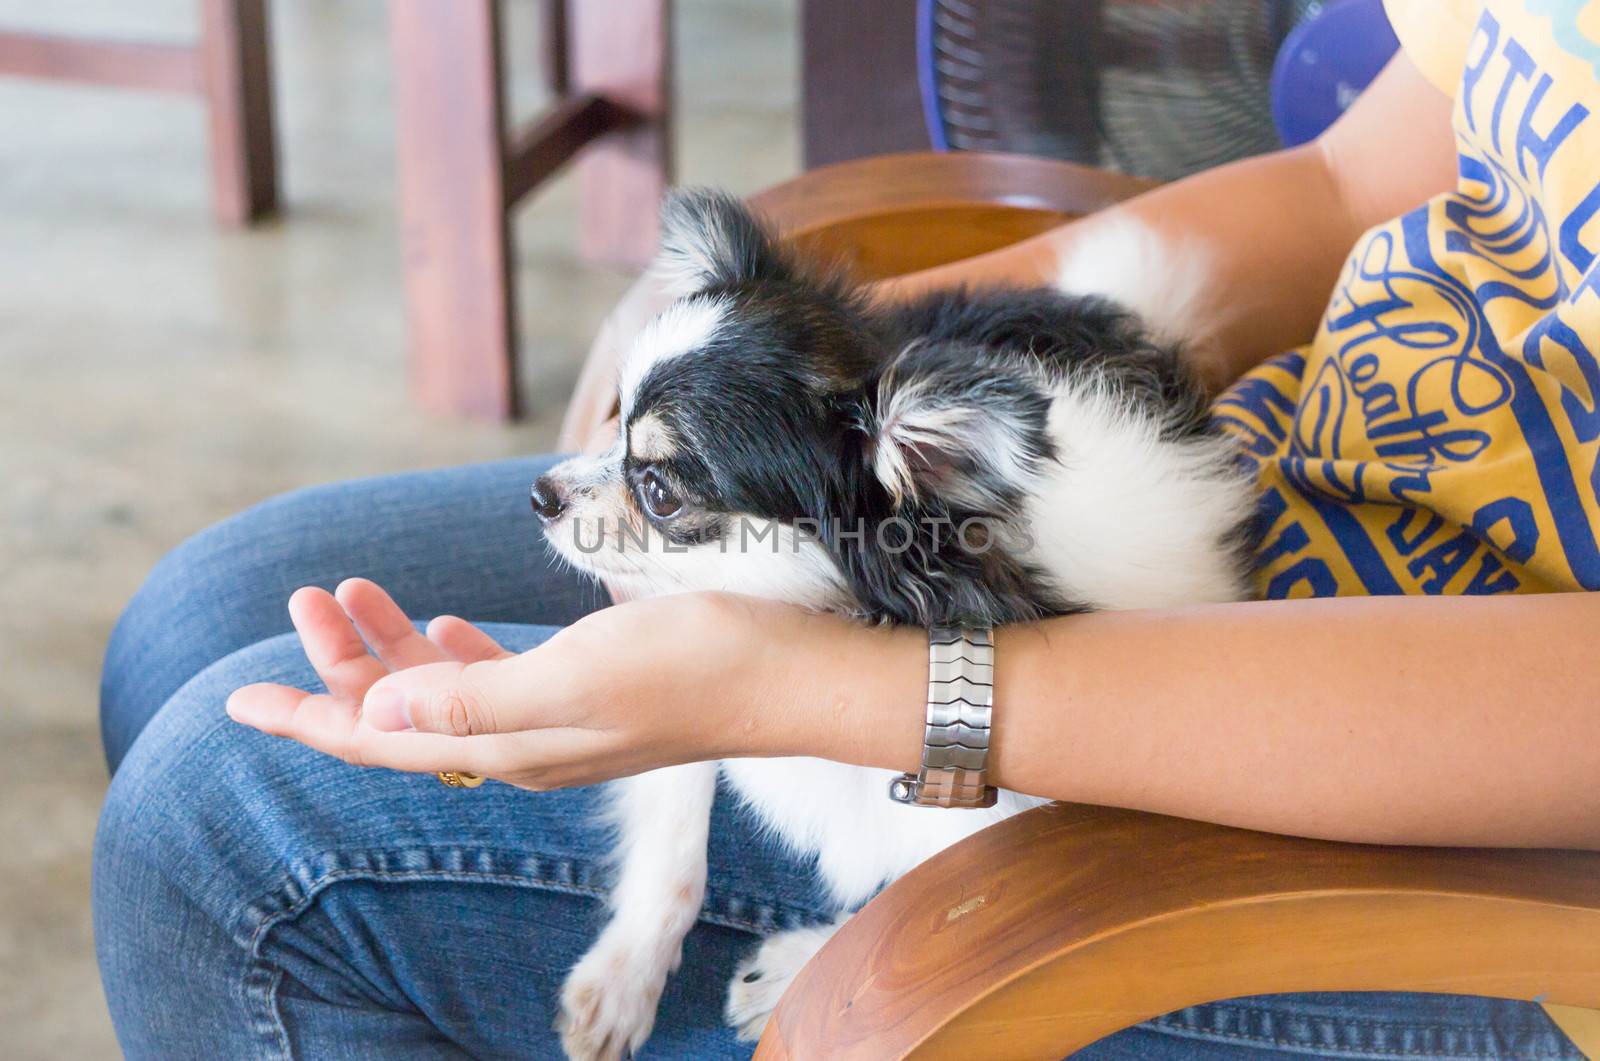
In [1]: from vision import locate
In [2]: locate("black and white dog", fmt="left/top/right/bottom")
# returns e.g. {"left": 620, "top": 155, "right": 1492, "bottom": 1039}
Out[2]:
{"left": 534, "top": 190, "right": 1254, "bottom": 1060}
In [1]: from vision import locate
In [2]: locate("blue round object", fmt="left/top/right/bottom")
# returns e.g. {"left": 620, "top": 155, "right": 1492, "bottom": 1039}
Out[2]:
{"left": 1271, "top": 0, "right": 1401, "bottom": 146}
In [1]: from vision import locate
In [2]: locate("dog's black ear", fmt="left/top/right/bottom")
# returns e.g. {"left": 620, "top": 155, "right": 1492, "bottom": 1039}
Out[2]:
{"left": 860, "top": 343, "right": 1054, "bottom": 511}
{"left": 656, "top": 188, "right": 785, "bottom": 295}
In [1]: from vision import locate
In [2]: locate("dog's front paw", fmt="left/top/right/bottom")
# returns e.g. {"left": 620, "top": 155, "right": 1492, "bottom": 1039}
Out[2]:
{"left": 558, "top": 932, "right": 674, "bottom": 1061}
{"left": 724, "top": 920, "right": 843, "bottom": 1041}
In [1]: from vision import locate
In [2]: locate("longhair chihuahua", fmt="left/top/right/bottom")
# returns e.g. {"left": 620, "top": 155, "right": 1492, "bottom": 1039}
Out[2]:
{"left": 535, "top": 190, "right": 1254, "bottom": 1059}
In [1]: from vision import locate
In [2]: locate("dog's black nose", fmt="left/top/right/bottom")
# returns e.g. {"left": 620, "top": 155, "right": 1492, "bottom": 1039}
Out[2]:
{"left": 530, "top": 476, "right": 567, "bottom": 522}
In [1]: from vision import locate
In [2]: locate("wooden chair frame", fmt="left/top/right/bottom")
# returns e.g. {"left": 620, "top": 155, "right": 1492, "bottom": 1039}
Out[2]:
{"left": 738, "top": 151, "right": 1600, "bottom": 1060}
{"left": 0, "top": 0, "right": 277, "bottom": 224}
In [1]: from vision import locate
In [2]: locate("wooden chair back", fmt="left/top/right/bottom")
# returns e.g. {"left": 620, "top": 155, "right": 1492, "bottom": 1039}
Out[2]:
{"left": 751, "top": 151, "right": 1153, "bottom": 280}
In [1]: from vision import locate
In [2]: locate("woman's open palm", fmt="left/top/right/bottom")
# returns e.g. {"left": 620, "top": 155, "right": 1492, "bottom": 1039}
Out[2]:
{"left": 226, "top": 578, "right": 514, "bottom": 772}
{"left": 225, "top": 576, "right": 799, "bottom": 790}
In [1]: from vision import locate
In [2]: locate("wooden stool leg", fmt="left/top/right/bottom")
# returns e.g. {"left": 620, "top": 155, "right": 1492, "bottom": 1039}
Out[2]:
{"left": 390, "top": 0, "right": 518, "bottom": 420}
{"left": 198, "top": 0, "right": 277, "bottom": 224}
{"left": 571, "top": 0, "right": 672, "bottom": 268}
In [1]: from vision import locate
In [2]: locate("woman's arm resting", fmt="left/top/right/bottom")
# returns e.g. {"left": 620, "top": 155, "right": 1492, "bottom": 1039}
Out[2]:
{"left": 792, "top": 592, "right": 1600, "bottom": 851}
{"left": 880, "top": 52, "right": 1459, "bottom": 392}
{"left": 233, "top": 586, "right": 1600, "bottom": 851}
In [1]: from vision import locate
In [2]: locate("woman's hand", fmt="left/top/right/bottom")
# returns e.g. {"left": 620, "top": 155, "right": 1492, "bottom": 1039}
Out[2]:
{"left": 226, "top": 580, "right": 908, "bottom": 789}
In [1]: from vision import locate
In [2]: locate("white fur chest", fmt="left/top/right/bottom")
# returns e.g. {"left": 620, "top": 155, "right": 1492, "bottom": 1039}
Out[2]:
{"left": 718, "top": 755, "right": 1046, "bottom": 908}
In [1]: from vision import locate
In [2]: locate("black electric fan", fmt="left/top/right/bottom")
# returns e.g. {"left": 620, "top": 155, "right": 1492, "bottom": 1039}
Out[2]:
{"left": 920, "top": 0, "right": 1327, "bottom": 181}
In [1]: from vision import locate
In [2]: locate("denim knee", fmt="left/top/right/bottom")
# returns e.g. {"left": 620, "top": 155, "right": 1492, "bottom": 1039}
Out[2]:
{"left": 101, "top": 486, "right": 342, "bottom": 772}
{"left": 94, "top": 633, "right": 316, "bottom": 1058}
{"left": 93, "top": 627, "right": 613, "bottom": 1059}
{"left": 96, "top": 631, "right": 460, "bottom": 1057}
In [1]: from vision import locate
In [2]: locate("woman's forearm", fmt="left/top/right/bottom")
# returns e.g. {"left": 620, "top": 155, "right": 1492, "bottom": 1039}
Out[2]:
{"left": 236, "top": 582, "right": 1600, "bottom": 851}
{"left": 758, "top": 593, "right": 1600, "bottom": 850}
{"left": 878, "top": 55, "right": 1457, "bottom": 392}
{"left": 880, "top": 145, "right": 1355, "bottom": 392}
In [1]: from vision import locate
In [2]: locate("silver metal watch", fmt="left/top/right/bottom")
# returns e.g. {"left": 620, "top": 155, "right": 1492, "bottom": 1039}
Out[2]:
{"left": 888, "top": 626, "right": 998, "bottom": 808}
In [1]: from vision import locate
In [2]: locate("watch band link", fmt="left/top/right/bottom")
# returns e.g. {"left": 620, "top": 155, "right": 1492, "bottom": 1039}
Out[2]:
{"left": 889, "top": 626, "right": 998, "bottom": 808}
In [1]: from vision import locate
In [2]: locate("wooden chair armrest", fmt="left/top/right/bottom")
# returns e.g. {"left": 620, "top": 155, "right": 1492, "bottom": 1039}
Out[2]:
{"left": 749, "top": 151, "right": 1155, "bottom": 280}
{"left": 755, "top": 803, "right": 1600, "bottom": 1060}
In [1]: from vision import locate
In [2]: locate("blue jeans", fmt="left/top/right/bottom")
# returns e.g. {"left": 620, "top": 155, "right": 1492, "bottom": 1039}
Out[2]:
{"left": 93, "top": 456, "right": 1581, "bottom": 1060}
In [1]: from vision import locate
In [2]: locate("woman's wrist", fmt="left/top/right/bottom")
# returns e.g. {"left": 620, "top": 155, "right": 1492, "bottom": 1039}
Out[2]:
{"left": 714, "top": 595, "right": 926, "bottom": 772}
{"left": 815, "top": 615, "right": 927, "bottom": 773}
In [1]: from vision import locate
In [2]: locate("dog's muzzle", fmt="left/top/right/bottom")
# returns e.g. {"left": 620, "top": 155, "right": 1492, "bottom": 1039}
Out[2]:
{"left": 530, "top": 476, "right": 568, "bottom": 523}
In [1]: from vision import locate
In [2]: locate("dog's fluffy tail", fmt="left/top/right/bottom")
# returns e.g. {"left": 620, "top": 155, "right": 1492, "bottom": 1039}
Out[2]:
{"left": 1054, "top": 216, "right": 1216, "bottom": 350}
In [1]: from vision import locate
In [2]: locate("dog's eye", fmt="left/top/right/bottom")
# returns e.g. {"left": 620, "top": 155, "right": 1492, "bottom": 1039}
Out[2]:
{"left": 636, "top": 470, "right": 682, "bottom": 520}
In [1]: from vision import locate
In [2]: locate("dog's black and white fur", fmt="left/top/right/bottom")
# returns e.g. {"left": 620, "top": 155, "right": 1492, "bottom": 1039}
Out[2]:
{"left": 535, "top": 190, "right": 1254, "bottom": 1059}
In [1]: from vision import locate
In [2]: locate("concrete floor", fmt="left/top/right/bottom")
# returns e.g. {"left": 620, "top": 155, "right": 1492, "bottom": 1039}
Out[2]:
{"left": 0, "top": 2, "right": 796, "bottom": 1055}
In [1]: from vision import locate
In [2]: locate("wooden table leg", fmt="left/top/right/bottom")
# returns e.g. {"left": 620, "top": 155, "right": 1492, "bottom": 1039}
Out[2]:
{"left": 390, "top": 0, "right": 518, "bottom": 420}
{"left": 198, "top": 0, "right": 277, "bottom": 224}
{"left": 570, "top": 0, "right": 672, "bottom": 268}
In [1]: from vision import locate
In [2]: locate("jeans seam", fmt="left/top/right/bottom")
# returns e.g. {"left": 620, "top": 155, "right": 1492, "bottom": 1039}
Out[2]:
{"left": 1145, "top": 1007, "right": 1577, "bottom": 1059}
{"left": 267, "top": 967, "right": 290, "bottom": 1060}
{"left": 1159, "top": 1002, "right": 1559, "bottom": 1034}
{"left": 237, "top": 954, "right": 291, "bottom": 1061}
{"left": 240, "top": 856, "right": 824, "bottom": 1050}
{"left": 244, "top": 863, "right": 823, "bottom": 939}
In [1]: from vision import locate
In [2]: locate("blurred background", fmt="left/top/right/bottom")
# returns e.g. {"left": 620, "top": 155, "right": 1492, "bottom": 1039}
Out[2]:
{"left": 0, "top": 1, "right": 795, "bottom": 1054}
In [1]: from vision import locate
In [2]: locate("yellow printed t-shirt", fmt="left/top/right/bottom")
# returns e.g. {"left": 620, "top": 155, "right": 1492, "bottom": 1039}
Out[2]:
{"left": 1216, "top": 0, "right": 1600, "bottom": 597}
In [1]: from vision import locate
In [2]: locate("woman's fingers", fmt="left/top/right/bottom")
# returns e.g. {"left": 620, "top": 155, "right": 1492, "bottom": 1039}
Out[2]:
{"left": 336, "top": 577, "right": 449, "bottom": 670}
{"left": 360, "top": 654, "right": 562, "bottom": 737}
{"left": 287, "top": 587, "right": 388, "bottom": 702}
{"left": 272, "top": 583, "right": 516, "bottom": 737}
{"left": 426, "top": 615, "right": 513, "bottom": 663}
{"left": 339, "top": 577, "right": 507, "bottom": 667}
{"left": 228, "top": 681, "right": 515, "bottom": 776}
{"left": 361, "top": 660, "right": 494, "bottom": 735}
{"left": 227, "top": 682, "right": 361, "bottom": 753}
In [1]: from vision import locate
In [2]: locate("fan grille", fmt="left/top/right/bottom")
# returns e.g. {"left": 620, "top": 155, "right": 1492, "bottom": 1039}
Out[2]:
{"left": 929, "top": 0, "right": 1322, "bottom": 181}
